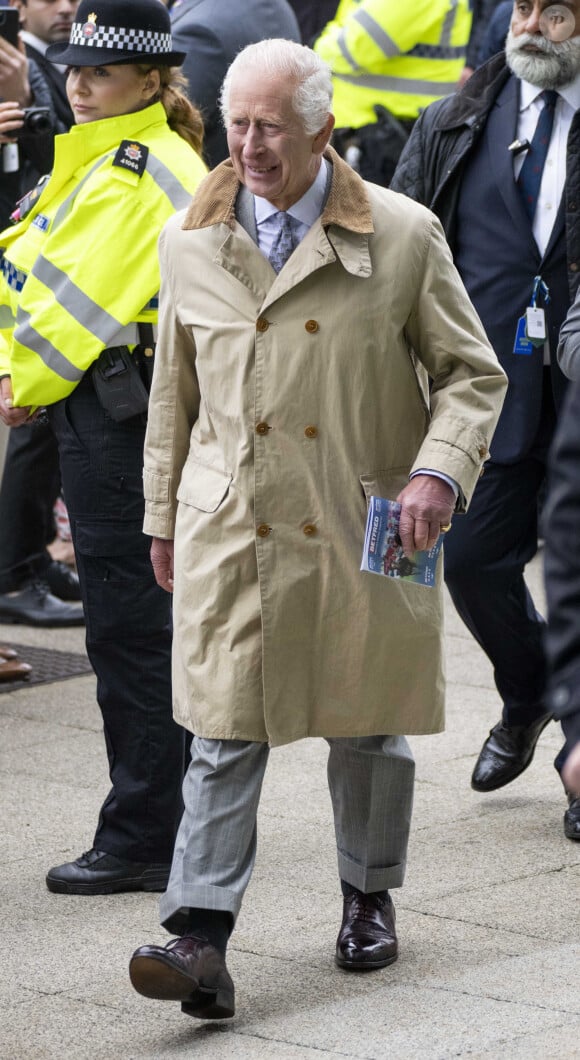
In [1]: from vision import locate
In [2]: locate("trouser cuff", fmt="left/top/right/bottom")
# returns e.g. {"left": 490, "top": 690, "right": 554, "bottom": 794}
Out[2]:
{"left": 337, "top": 852, "right": 406, "bottom": 892}
{"left": 160, "top": 882, "right": 243, "bottom": 935}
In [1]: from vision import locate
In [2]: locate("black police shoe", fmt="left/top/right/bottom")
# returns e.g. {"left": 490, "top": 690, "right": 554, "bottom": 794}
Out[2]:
{"left": 45, "top": 560, "right": 81, "bottom": 600}
{"left": 0, "top": 579, "right": 85, "bottom": 627}
{"left": 564, "top": 794, "right": 580, "bottom": 841}
{"left": 471, "top": 713, "right": 553, "bottom": 792}
{"left": 46, "top": 849, "right": 171, "bottom": 894}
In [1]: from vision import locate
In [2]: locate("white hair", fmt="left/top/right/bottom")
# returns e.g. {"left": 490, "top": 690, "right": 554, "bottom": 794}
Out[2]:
{"left": 220, "top": 38, "right": 333, "bottom": 136}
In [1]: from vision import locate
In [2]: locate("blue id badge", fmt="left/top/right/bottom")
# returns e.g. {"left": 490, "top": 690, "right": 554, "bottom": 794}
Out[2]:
{"left": 513, "top": 315, "right": 534, "bottom": 355}
{"left": 514, "top": 276, "right": 550, "bottom": 355}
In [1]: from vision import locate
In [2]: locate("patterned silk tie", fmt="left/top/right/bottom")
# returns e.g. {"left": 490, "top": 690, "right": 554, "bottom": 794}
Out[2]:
{"left": 268, "top": 211, "right": 297, "bottom": 273}
{"left": 517, "top": 89, "right": 559, "bottom": 223}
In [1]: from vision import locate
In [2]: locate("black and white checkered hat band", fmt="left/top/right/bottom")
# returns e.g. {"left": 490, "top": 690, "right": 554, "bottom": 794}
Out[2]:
{"left": 70, "top": 22, "right": 173, "bottom": 53}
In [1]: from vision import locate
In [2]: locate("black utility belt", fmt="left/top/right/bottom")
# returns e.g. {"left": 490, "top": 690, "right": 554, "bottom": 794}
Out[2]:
{"left": 91, "top": 344, "right": 155, "bottom": 422}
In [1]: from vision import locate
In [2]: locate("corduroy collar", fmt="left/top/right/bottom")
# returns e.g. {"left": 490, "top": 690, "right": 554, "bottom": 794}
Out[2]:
{"left": 181, "top": 146, "right": 374, "bottom": 235}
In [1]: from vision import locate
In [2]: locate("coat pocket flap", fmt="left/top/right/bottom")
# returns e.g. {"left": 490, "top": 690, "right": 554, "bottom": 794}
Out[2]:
{"left": 177, "top": 463, "right": 232, "bottom": 513}
{"left": 359, "top": 466, "right": 410, "bottom": 501}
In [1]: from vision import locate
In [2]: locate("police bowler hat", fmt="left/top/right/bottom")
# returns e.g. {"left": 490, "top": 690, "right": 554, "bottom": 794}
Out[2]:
{"left": 46, "top": 0, "right": 186, "bottom": 67}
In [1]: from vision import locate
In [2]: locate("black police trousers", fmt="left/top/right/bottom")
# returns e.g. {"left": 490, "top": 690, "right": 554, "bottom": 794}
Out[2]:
{"left": 49, "top": 372, "right": 186, "bottom": 863}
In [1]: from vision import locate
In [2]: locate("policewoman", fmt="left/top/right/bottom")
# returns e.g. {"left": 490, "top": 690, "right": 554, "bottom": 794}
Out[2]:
{"left": 0, "top": 0, "right": 207, "bottom": 895}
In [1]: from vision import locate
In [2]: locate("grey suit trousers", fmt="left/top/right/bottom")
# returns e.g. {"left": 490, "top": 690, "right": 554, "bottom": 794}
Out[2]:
{"left": 160, "top": 734, "right": 415, "bottom": 935}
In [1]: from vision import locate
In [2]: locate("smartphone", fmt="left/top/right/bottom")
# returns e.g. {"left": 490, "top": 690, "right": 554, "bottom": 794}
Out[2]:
{"left": 0, "top": 8, "right": 20, "bottom": 48}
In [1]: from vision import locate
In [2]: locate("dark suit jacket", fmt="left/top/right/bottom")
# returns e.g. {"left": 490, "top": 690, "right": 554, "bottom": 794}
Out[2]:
{"left": 545, "top": 377, "right": 580, "bottom": 747}
{"left": 170, "top": 0, "right": 300, "bottom": 168}
{"left": 392, "top": 56, "right": 580, "bottom": 464}
{"left": 24, "top": 43, "right": 73, "bottom": 132}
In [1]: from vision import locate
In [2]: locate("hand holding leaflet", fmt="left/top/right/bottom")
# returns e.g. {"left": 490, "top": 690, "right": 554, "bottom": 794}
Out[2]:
{"left": 361, "top": 497, "right": 444, "bottom": 587}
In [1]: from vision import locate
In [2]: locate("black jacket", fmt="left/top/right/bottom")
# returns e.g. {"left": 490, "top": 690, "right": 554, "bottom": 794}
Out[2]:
{"left": 545, "top": 378, "right": 580, "bottom": 747}
{"left": 391, "top": 54, "right": 580, "bottom": 307}
{"left": 23, "top": 43, "right": 73, "bottom": 132}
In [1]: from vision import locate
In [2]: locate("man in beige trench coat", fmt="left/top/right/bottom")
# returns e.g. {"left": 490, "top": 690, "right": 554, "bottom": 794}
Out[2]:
{"left": 129, "top": 39, "right": 507, "bottom": 1020}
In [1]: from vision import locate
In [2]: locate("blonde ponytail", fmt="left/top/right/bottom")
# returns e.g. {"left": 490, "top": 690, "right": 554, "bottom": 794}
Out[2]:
{"left": 139, "top": 65, "right": 204, "bottom": 157}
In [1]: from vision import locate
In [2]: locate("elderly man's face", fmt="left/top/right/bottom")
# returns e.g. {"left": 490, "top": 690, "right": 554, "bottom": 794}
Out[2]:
{"left": 226, "top": 70, "right": 333, "bottom": 211}
{"left": 507, "top": 0, "right": 580, "bottom": 87}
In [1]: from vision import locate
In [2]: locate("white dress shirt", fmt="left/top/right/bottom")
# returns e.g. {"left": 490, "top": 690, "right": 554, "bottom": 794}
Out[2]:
{"left": 515, "top": 74, "right": 580, "bottom": 256}
{"left": 20, "top": 30, "right": 68, "bottom": 74}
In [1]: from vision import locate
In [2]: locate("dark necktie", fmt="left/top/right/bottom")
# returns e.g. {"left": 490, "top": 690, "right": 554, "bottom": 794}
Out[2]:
{"left": 268, "top": 212, "right": 298, "bottom": 273}
{"left": 517, "top": 89, "right": 559, "bottom": 223}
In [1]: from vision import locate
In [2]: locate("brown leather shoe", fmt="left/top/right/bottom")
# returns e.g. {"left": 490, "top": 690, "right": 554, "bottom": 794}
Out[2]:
{"left": 0, "top": 657, "right": 32, "bottom": 682}
{"left": 336, "top": 890, "right": 398, "bottom": 970}
{"left": 0, "top": 646, "right": 18, "bottom": 660}
{"left": 129, "top": 935, "right": 235, "bottom": 1019}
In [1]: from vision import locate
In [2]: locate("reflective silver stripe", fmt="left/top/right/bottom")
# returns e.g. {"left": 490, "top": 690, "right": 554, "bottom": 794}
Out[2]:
{"left": 0, "top": 305, "right": 15, "bottom": 328}
{"left": 440, "top": 0, "right": 460, "bottom": 48}
{"left": 51, "top": 150, "right": 190, "bottom": 234}
{"left": 14, "top": 310, "right": 84, "bottom": 383}
{"left": 337, "top": 28, "right": 359, "bottom": 71}
{"left": 111, "top": 322, "right": 158, "bottom": 345}
{"left": 353, "top": 10, "right": 400, "bottom": 58}
{"left": 31, "top": 256, "right": 123, "bottom": 345}
{"left": 146, "top": 155, "right": 194, "bottom": 210}
{"left": 408, "top": 44, "right": 466, "bottom": 60}
{"left": 334, "top": 72, "right": 460, "bottom": 95}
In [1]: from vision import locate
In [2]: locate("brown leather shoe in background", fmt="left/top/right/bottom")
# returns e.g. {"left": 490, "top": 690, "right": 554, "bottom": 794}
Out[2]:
{"left": 336, "top": 889, "right": 398, "bottom": 970}
{"left": 0, "top": 657, "right": 32, "bottom": 682}
{"left": 129, "top": 935, "right": 235, "bottom": 1019}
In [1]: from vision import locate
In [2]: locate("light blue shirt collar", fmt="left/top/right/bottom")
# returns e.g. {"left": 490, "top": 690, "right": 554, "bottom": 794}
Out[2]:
{"left": 254, "top": 158, "right": 329, "bottom": 229}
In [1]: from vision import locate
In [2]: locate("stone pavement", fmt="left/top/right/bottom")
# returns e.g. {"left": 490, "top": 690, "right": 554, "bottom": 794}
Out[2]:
{"left": 0, "top": 554, "right": 579, "bottom": 1060}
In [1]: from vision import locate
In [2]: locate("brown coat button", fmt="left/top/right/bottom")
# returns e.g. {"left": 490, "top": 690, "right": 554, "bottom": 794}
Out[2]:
{"left": 478, "top": 445, "right": 488, "bottom": 458}
{"left": 570, "top": 263, "right": 579, "bottom": 273}
{"left": 304, "top": 425, "right": 318, "bottom": 438}
{"left": 305, "top": 320, "right": 319, "bottom": 333}
{"left": 303, "top": 524, "right": 317, "bottom": 536}
{"left": 256, "top": 422, "right": 271, "bottom": 435}
{"left": 256, "top": 317, "right": 269, "bottom": 332}
{"left": 257, "top": 524, "right": 272, "bottom": 537}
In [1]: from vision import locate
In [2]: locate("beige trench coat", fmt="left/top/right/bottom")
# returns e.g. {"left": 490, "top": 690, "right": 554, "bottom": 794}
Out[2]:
{"left": 144, "top": 149, "right": 507, "bottom": 746}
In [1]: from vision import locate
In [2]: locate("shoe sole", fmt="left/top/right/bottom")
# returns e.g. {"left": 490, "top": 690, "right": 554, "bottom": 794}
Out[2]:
{"left": 46, "top": 874, "right": 168, "bottom": 895}
{"left": 129, "top": 953, "right": 200, "bottom": 1001}
{"left": 335, "top": 951, "right": 398, "bottom": 971}
{"left": 471, "top": 716, "right": 553, "bottom": 793}
{"left": 181, "top": 988, "right": 235, "bottom": 1020}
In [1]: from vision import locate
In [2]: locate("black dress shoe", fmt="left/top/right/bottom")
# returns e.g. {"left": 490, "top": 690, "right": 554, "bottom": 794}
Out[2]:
{"left": 45, "top": 560, "right": 81, "bottom": 601}
{"left": 0, "top": 580, "right": 85, "bottom": 627}
{"left": 471, "top": 713, "right": 553, "bottom": 792}
{"left": 336, "top": 889, "right": 398, "bottom": 970}
{"left": 564, "top": 794, "right": 580, "bottom": 841}
{"left": 130, "top": 935, "right": 235, "bottom": 1019}
{"left": 46, "top": 849, "right": 170, "bottom": 894}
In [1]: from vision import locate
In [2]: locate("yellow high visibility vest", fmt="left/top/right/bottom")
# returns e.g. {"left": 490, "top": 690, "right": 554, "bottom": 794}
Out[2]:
{"left": 314, "top": 0, "right": 473, "bottom": 126}
{"left": 0, "top": 102, "right": 207, "bottom": 408}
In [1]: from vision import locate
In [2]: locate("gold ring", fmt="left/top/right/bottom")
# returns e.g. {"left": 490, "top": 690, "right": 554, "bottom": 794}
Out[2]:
{"left": 440, "top": 523, "right": 452, "bottom": 533}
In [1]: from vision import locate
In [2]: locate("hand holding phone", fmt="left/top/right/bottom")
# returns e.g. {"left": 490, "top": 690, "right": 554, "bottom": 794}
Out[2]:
{"left": 0, "top": 8, "right": 19, "bottom": 48}
{"left": 0, "top": 11, "right": 31, "bottom": 110}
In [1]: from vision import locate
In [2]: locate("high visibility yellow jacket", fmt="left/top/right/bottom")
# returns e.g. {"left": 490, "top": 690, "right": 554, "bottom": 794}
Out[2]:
{"left": 314, "top": 0, "right": 472, "bottom": 127}
{"left": 0, "top": 102, "right": 207, "bottom": 408}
